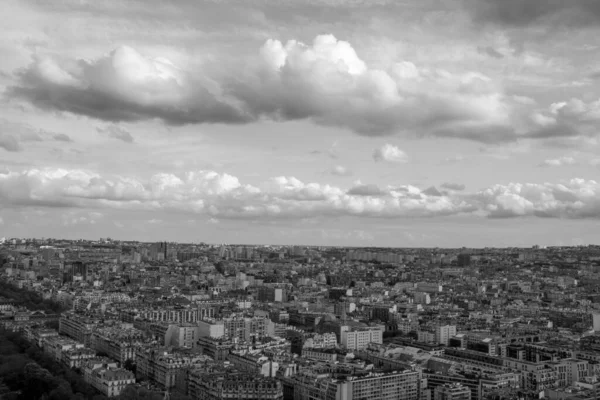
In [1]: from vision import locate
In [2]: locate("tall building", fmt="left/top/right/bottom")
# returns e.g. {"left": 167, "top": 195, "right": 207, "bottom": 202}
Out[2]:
{"left": 593, "top": 313, "right": 600, "bottom": 332}
{"left": 435, "top": 325, "right": 457, "bottom": 346}
{"left": 150, "top": 242, "right": 168, "bottom": 261}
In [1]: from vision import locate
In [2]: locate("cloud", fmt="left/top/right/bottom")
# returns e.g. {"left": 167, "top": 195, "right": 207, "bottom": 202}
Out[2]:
{"left": 9, "top": 37, "right": 520, "bottom": 143}
{"left": 1, "top": 167, "right": 598, "bottom": 221}
{"left": 347, "top": 183, "right": 386, "bottom": 196}
{"left": 470, "top": 0, "right": 600, "bottom": 26}
{"left": 527, "top": 98, "right": 600, "bottom": 141}
{"left": 373, "top": 144, "right": 408, "bottom": 163}
{"left": 9, "top": 46, "right": 248, "bottom": 125}
{"left": 329, "top": 165, "right": 352, "bottom": 176}
{"left": 441, "top": 183, "right": 466, "bottom": 191}
{"left": 0, "top": 119, "right": 75, "bottom": 150}
{"left": 422, "top": 186, "right": 443, "bottom": 197}
{"left": 477, "top": 46, "right": 504, "bottom": 59}
{"left": 53, "top": 133, "right": 73, "bottom": 142}
{"left": 61, "top": 211, "right": 103, "bottom": 226}
{"left": 0, "top": 134, "right": 21, "bottom": 152}
{"left": 441, "top": 155, "right": 465, "bottom": 164}
{"left": 471, "top": 179, "right": 600, "bottom": 219}
{"left": 97, "top": 125, "right": 135, "bottom": 143}
{"left": 539, "top": 156, "right": 576, "bottom": 167}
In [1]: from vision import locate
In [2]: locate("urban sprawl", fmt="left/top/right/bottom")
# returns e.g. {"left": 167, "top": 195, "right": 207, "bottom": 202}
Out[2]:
{"left": 1, "top": 237, "right": 600, "bottom": 400}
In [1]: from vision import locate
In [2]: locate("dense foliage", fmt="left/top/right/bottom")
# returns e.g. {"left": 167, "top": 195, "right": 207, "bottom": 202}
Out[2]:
{"left": 0, "top": 328, "right": 108, "bottom": 400}
{"left": 0, "top": 281, "right": 65, "bottom": 313}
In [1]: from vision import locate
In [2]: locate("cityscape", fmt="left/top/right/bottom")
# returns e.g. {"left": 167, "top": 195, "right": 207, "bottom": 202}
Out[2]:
{"left": 0, "top": 238, "right": 599, "bottom": 400}
{"left": 2, "top": 0, "right": 600, "bottom": 399}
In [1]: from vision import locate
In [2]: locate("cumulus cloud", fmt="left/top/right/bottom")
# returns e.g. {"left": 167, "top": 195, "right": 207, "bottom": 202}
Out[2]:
{"left": 329, "top": 165, "right": 352, "bottom": 176}
{"left": 441, "top": 183, "right": 466, "bottom": 191}
{"left": 97, "top": 125, "right": 135, "bottom": 143}
{"left": 9, "top": 37, "right": 521, "bottom": 143}
{"left": 9, "top": 46, "right": 248, "bottom": 125}
{"left": 373, "top": 144, "right": 408, "bottom": 163}
{"left": 247, "top": 35, "right": 515, "bottom": 141}
{"left": 539, "top": 156, "right": 576, "bottom": 167}
{"left": 1, "top": 167, "right": 598, "bottom": 220}
{"left": 471, "top": 179, "right": 600, "bottom": 218}
{"left": 471, "top": 0, "right": 600, "bottom": 26}
{"left": 527, "top": 98, "right": 600, "bottom": 140}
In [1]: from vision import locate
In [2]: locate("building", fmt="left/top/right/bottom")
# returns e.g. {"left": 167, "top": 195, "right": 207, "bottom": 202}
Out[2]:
{"left": 165, "top": 324, "right": 200, "bottom": 348}
{"left": 136, "top": 347, "right": 210, "bottom": 388}
{"left": 61, "top": 347, "right": 97, "bottom": 368}
{"left": 43, "top": 336, "right": 85, "bottom": 362}
{"left": 293, "top": 369, "right": 419, "bottom": 400}
{"left": 188, "top": 371, "right": 283, "bottom": 400}
{"left": 593, "top": 313, "right": 600, "bottom": 332}
{"left": 435, "top": 325, "right": 457, "bottom": 346}
{"left": 196, "top": 337, "right": 234, "bottom": 361}
{"left": 341, "top": 328, "right": 383, "bottom": 351}
{"left": 457, "top": 254, "right": 471, "bottom": 267}
{"left": 90, "top": 326, "right": 144, "bottom": 363}
{"left": 258, "top": 286, "right": 287, "bottom": 303}
{"left": 83, "top": 359, "right": 135, "bottom": 398}
{"left": 198, "top": 320, "right": 226, "bottom": 338}
{"left": 59, "top": 312, "right": 101, "bottom": 346}
{"left": 434, "top": 384, "right": 471, "bottom": 400}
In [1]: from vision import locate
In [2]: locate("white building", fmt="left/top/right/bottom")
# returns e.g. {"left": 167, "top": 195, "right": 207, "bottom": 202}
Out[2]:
{"left": 341, "top": 328, "right": 383, "bottom": 351}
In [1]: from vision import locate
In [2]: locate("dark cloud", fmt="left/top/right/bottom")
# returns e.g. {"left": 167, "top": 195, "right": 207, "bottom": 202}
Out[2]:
{"left": 441, "top": 182, "right": 466, "bottom": 191}
{"left": 422, "top": 186, "right": 443, "bottom": 197}
{"left": 97, "top": 125, "right": 135, "bottom": 144}
{"left": 472, "top": 0, "right": 600, "bottom": 26}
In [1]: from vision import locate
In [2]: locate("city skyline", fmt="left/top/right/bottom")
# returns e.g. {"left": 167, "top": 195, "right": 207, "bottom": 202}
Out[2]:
{"left": 1, "top": 0, "right": 600, "bottom": 247}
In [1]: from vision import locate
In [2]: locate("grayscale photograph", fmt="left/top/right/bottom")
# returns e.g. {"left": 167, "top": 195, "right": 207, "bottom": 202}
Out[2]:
{"left": 0, "top": 1, "right": 599, "bottom": 400}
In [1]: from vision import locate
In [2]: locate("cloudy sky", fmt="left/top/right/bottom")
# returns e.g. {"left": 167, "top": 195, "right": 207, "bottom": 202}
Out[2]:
{"left": 1, "top": 0, "right": 600, "bottom": 247}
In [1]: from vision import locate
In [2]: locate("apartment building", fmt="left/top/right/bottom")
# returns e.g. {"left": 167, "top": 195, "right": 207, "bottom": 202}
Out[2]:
{"left": 83, "top": 359, "right": 135, "bottom": 398}
{"left": 341, "top": 327, "right": 383, "bottom": 351}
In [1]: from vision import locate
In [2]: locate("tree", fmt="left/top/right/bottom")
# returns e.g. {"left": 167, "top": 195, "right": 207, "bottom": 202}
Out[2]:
{"left": 123, "top": 359, "right": 136, "bottom": 375}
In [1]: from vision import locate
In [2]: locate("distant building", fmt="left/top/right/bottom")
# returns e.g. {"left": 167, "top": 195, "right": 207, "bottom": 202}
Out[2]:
{"left": 435, "top": 325, "right": 456, "bottom": 346}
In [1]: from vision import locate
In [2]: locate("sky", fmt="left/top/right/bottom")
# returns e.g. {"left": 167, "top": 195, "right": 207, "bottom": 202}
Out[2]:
{"left": 1, "top": 0, "right": 600, "bottom": 247}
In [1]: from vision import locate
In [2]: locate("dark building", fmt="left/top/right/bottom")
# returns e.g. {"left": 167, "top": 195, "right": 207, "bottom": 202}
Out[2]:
{"left": 63, "top": 261, "right": 88, "bottom": 283}
{"left": 457, "top": 254, "right": 471, "bottom": 267}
